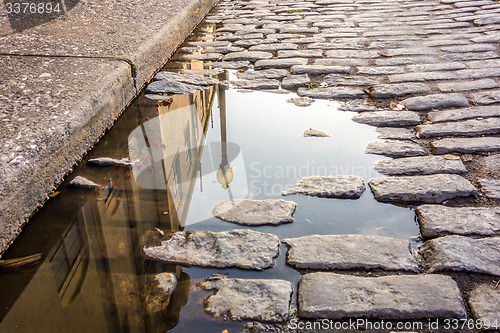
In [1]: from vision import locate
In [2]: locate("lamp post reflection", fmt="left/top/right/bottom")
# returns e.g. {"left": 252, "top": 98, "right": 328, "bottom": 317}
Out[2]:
{"left": 215, "top": 84, "right": 234, "bottom": 198}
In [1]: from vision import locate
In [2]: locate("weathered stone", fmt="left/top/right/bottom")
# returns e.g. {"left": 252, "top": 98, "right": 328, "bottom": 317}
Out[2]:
{"left": 184, "top": 53, "right": 223, "bottom": 61}
{"left": 68, "top": 176, "right": 100, "bottom": 189}
{"left": 142, "top": 273, "right": 177, "bottom": 315}
{"left": 180, "top": 68, "right": 225, "bottom": 76}
{"left": 368, "top": 174, "right": 477, "bottom": 203}
{"left": 418, "top": 235, "right": 500, "bottom": 276}
{"left": 237, "top": 69, "right": 289, "bottom": 80}
{"left": 416, "top": 205, "right": 500, "bottom": 239}
{"left": 365, "top": 140, "right": 427, "bottom": 158}
{"left": 303, "top": 128, "right": 330, "bottom": 137}
{"left": 401, "top": 93, "right": 469, "bottom": 111}
{"left": 249, "top": 43, "right": 298, "bottom": 52}
{"left": 143, "top": 229, "right": 280, "bottom": 270}
{"left": 323, "top": 74, "right": 375, "bottom": 86}
{"left": 375, "top": 156, "right": 467, "bottom": 176}
{"left": 472, "top": 90, "right": 500, "bottom": 105}
{"left": 432, "top": 137, "right": 500, "bottom": 154}
{"left": 277, "top": 50, "right": 323, "bottom": 58}
{"left": 428, "top": 106, "right": 500, "bottom": 123}
{"left": 369, "top": 83, "right": 431, "bottom": 98}
{"left": 484, "top": 154, "right": 500, "bottom": 172}
{"left": 283, "top": 234, "right": 419, "bottom": 271}
{"left": 298, "top": 273, "right": 466, "bottom": 319}
{"left": 200, "top": 275, "right": 292, "bottom": 322}
{"left": 437, "top": 79, "right": 499, "bottom": 93}
{"left": 282, "top": 176, "right": 366, "bottom": 198}
{"left": 146, "top": 80, "right": 200, "bottom": 95}
{"left": 442, "top": 52, "right": 498, "bottom": 62}
{"left": 352, "top": 111, "right": 421, "bottom": 127}
{"left": 376, "top": 127, "right": 416, "bottom": 140}
{"left": 297, "top": 87, "right": 366, "bottom": 99}
{"left": 282, "top": 75, "right": 310, "bottom": 89}
{"left": 206, "top": 46, "right": 246, "bottom": 54}
{"left": 231, "top": 79, "right": 280, "bottom": 90}
{"left": 212, "top": 199, "right": 297, "bottom": 226}
{"left": 212, "top": 61, "right": 252, "bottom": 70}
{"left": 339, "top": 104, "right": 377, "bottom": 113}
{"left": 287, "top": 97, "right": 314, "bottom": 107}
{"left": 255, "top": 58, "right": 308, "bottom": 69}
{"left": 417, "top": 118, "right": 500, "bottom": 138}
{"left": 88, "top": 157, "right": 131, "bottom": 167}
{"left": 479, "top": 179, "right": 500, "bottom": 200}
{"left": 290, "top": 65, "right": 351, "bottom": 75}
{"left": 356, "top": 66, "right": 405, "bottom": 75}
{"left": 388, "top": 71, "right": 457, "bottom": 83}
{"left": 223, "top": 51, "right": 273, "bottom": 62}
{"left": 326, "top": 50, "right": 380, "bottom": 58}
{"left": 468, "top": 284, "right": 500, "bottom": 330}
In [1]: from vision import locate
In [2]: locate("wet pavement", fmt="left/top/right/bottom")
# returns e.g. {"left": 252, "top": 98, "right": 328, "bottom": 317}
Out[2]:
{"left": 1, "top": 0, "right": 500, "bottom": 332}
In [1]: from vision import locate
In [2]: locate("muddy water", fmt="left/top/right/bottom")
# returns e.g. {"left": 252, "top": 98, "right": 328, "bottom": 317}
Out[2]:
{"left": 0, "top": 21, "right": 419, "bottom": 333}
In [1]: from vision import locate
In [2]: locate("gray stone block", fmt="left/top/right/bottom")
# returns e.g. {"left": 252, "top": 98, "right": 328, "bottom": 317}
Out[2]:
{"left": 212, "top": 199, "right": 297, "bottom": 226}
{"left": 375, "top": 156, "right": 467, "bottom": 176}
{"left": 432, "top": 137, "right": 500, "bottom": 154}
{"left": 353, "top": 111, "right": 421, "bottom": 127}
{"left": 401, "top": 93, "right": 469, "bottom": 111}
{"left": 366, "top": 140, "right": 427, "bottom": 158}
{"left": 282, "top": 176, "right": 366, "bottom": 198}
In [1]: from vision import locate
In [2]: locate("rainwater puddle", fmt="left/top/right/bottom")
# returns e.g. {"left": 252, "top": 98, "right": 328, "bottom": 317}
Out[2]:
{"left": 0, "top": 21, "right": 419, "bottom": 333}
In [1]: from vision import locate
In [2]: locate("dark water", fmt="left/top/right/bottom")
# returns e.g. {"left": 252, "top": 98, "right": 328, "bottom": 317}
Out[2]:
{"left": 0, "top": 20, "right": 420, "bottom": 333}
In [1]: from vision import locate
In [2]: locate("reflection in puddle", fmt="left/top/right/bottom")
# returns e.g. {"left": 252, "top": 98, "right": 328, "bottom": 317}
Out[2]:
{"left": 0, "top": 20, "right": 420, "bottom": 333}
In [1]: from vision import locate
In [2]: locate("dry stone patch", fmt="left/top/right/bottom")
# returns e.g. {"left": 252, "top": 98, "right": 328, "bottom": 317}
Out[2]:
{"left": 212, "top": 199, "right": 297, "bottom": 226}
{"left": 282, "top": 176, "right": 366, "bottom": 198}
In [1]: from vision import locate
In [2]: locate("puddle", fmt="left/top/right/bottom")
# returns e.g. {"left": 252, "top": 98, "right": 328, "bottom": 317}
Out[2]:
{"left": 0, "top": 18, "right": 420, "bottom": 333}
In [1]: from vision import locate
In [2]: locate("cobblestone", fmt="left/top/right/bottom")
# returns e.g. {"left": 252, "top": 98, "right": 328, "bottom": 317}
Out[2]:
{"left": 374, "top": 156, "right": 467, "bottom": 176}
{"left": 353, "top": 111, "right": 421, "bottom": 127}
{"left": 437, "top": 79, "right": 499, "bottom": 93}
{"left": 416, "top": 205, "right": 500, "bottom": 239}
{"left": 472, "top": 89, "right": 500, "bottom": 105}
{"left": 468, "top": 284, "right": 500, "bottom": 330}
{"left": 283, "top": 234, "right": 419, "bottom": 271}
{"left": 484, "top": 154, "right": 500, "bottom": 171}
{"left": 376, "top": 127, "right": 416, "bottom": 140}
{"left": 419, "top": 235, "right": 500, "bottom": 276}
{"left": 417, "top": 118, "right": 500, "bottom": 138}
{"left": 281, "top": 74, "right": 310, "bottom": 89}
{"left": 365, "top": 140, "right": 427, "bottom": 158}
{"left": 297, "top": 87, "right": 366, "bottom": 99}
{"left": 369, "top": 83, "right": 431, "bottom": 98}
{"left": 368, "top": 174, "right": 477, "bottom": 203}
{"left": 212, "top": 199, "right": 297, "bottom": 226}
{"left": 479, "top": 179, "right": 500, "bottom": 200}
{"left": 282, "top": 176, "right": 366, "bottom": 198}
{"left": 401, "top": 93, "right": 469, "bottom": 111}
{"left": 298, "top": 273, "right": 466, "bottom": 319}
{"left": 291, "top": 65, "right": 351, "bottom": 75}
{"left": 431, "top": 137, "right": 500, "bottom": 154}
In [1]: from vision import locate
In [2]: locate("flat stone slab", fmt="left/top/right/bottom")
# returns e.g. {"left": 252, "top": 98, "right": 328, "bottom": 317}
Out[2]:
{"left": 212, "top": 199, "right": 296, "bottom": 226}
{"left": 146, "top": 80, "right": 201, "bottom": 95}
{"left": 282, "top": 74, "right": 310, "bottom": 89}
{"left": 376, "top": 127, "right": 416, "bottom": 140}
{"left": 255, "top": 58, "right": 308, "bottom": 69}
{"left": 154, "top": 71, "right": 219, "bottom": 86}
{"left": 282, "top": 176, "right": 366, "bottom": 198}
{"left": 298, "top": 273, "right": 466, "bottom": 319}
{"left": 68, "top": 176, "right": 100, "bottom": 189}
{"left": 365, "top": 140, "right": 427, "bottom": 158}
{"left": 303, "top": 128, "right": 330, "bottom": 137}
{"left": 484, "top": 154, "right": 500, "bottom": 172}
{"left": 479, "top": 179, "right": 500, "bottom": 200}
{"left": 368, "top": 174, "right": 477, "bottom": 203}
{"left": 417, "top": 118, "right": 500, "bottom": 138}
{"left": 352, "top": 111, "right": 421, "bottom": 127}
{"left": 223, "top": 51, "right": 273, "bottom": 62}
{"left": 287, "top": 97, "right": 314, "bottom": 107}
{"left": 401, "top": 93, "right": 469, "bottom": 111}
{"left": 297, "top": 87, "right": 366, "bottom": 99}
{"left": 431, "top": 137, "right": 500, "bottom": 154}
{"left": 374, "top": 156, "right": 467, "bottom": 176}
{"left": 472, "top": 90, "right": 500, "bottom": 105}
{"left": 469, "top": 284, "right": 500, "bottom": 331}
{"left": 418, "top": 235, "right": 500, "bottom": 276}
{"left": 369, "top": 83, "right": 431, "bottom": 98}
{"left": 416, "top": 205, "right": 500, "bottom": 239}
{"left": 291, "top": 65, "right": 351, "bottom": 75}
{"left": 200, "top": 275, "right": 292, "bottom": 322}
{"left": 428, "top": 106, "right": 500, "bottom": 123}
{"left": 237, "top": 69, "right": 289, "bottom": 80}
{"left": 231, "top": 79, "right": 280, "bottom": 90}
{"left": 88, "top": 157, "right": 132, "bottom": 167}
{"left": 282, "top": 234, "right": 419, "bottom": 271}
{"left": 143, "top": 229, "right": 280, "bottom": 270}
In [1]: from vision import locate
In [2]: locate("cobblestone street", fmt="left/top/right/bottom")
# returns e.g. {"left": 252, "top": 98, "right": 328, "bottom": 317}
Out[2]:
{"left": 159, "top": 0, "right": 500, "bottom": 329}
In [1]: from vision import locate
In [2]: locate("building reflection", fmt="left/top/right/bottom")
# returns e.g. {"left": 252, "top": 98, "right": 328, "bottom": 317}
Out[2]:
{"left": 0, "top": 69, "right": 228, "bottom": 332}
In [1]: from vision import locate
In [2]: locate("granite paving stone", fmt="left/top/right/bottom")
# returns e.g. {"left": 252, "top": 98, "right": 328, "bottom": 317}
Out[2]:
{"left": 282, "top": 234, "right": 419, "bottom": 271}
{"left": 352, "top": 111, "right": 421, "bottom": 127}
{"left": 365, "top": 140, "right": 427, "bottom": 158}
{"left": 290, "top": 65, "right": 351, "bottom": 75}
{"left": 223, "top": 51, "right": 273, "bottom": 62}
{"left": 212, "top": 199, "right": 297, "bottom": 226}
{"left": 237, "top": 69, "right": 290, "bottom": 80}
{"left": 388, "top": 71, "right": 457, "bottom": 83}
{"left": 401, "top": 93, "right": 469, "bottom": 111}
{"left": 416, "top": 205, "right": 500, "bottom": 239}
{"left": 368, "top": 174, "right": 477, "bottom": 203}
{"left": 297, "top": 87, "right": 366, "bottom": 99}
{"left": 417, "top": 118, "right": 500, "bottom": 138}
{"left": 437, "top": 79, "right": 499, "bottom": 92}
{"left": 484, "top": 154, "right": 500, "bottom": 171}
{"left": 432, "top": 137, "right": 500, "bottom": 154}
{"left": 277, "top": 50, "right": 323, "bottom": 58}
{"left": 428, "top": 105, "right": 500, "bottom": 123}
{"left": 376, "top": 128, "right": 416, "bottom": 140}
{"left": 281, "top": 75, "right": 310, "bottom": 89}
{"left": 418, "top": 235, "right": 500, "bottom": 276}
{"left": 255, "top": 58, "right": 308, "bottom": 69}
{"left": 200, "top": 275, "right": 292, "bottom": 323}
{"left": 374, "top": 156, "right": 467, "bottom": 176}
{"left": 231, "top": 79, "right": 280, "bottom": 90}
{"left": 468, "top": 284, "right": 500, "bottom": 331}
{"left": 282, "top": 176, "right": 366, "bottom": 198}
{"left": 298, "top": 273, "right": 466, "bottom": 319}
{"left": 472, "top": 89, "right": 500, "bottom": 105}
{"left": 143, "top": 229, "right": 280, "bottom": 270}
{"left": 249, "top": 43, "right": 298, "bottom": 51}
{"left": 479, "top": 179, "right": 500, "bottom": 200}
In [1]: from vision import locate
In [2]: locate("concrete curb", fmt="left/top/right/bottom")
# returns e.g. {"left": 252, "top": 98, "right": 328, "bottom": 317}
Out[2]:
{"left": 0, "top": 0, "right": 219, "bottom": 254}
